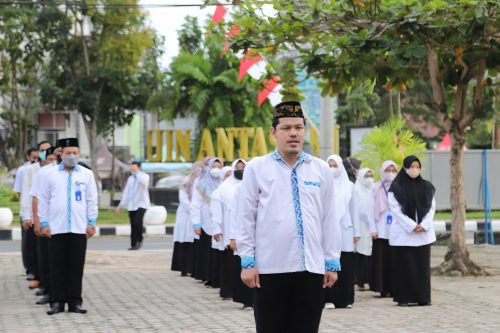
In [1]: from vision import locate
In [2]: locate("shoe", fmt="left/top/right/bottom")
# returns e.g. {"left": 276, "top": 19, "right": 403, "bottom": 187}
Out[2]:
{"left": 36, "top": 295, "right": 50, "bottom": 305}
{"left": 28, "top": 280, "right": 40, "bottom": 289}
{"left": 68, "top": 304, "right": 87, "bottom": 314}
{"left": 324, "top": 303, "right": 335, "bottom": 310}
{"left": 128, "top": 245, "right": 138, "bottom": 250}
{"left": 357, "top": 285, "right": 369, "bottom": 291}
{"left": 242, "top": 305, "right": 253, "bottom": 311}
{"left": 346, "top": 304, "right": 353, "bottom": 309}
{"left": 26, "top": 273, "right": 35, "bottom": 281}
{"left": 35, "top": 289, "right": 45, "bottom": 296}
{"left": 47, "top": 302, "right": 64, "bottom": 315}
{"left": 136, "top": 241, "right": 142, "bottom": 249}
{"left": 380, "top": 292, "right": 390, "bottom": 298}
{"left": 418, "top": 302, "right": 432, "bottom": 306}
{"left": 398, "top": 303, "right": 409, "bottom": 307}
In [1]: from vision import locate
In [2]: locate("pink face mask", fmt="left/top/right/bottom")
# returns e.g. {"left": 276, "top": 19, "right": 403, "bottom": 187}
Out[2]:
{"left": 405, "top": 168, "right": 420, "bottom": 179}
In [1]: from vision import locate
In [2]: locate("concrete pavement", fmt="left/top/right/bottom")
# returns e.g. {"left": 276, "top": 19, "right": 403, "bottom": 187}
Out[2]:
{"left": 1, "top": 237, "right": 500, "bottom": 332}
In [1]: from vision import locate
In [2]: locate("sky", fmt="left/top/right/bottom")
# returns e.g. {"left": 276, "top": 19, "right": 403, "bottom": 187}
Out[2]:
{"left": 139, "top": 0, "right": 214, "bottom": 67}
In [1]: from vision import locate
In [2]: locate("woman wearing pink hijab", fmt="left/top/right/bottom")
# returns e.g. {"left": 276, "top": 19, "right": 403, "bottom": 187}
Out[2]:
{"left": 370, "top": 160, "right": 398, "bottom": 297}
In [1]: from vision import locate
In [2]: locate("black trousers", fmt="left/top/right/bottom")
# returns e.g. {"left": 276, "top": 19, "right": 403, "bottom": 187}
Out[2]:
{"left": 128, "top": 208, "right": 146, "bottom": 247}
{"left": 21, "top": 219, "right": 32, "bottom": 274}
{"left": 49, "top": 233, "right": 87, "bottom": 306}
{"left": 38, "top": 236, "right": 51, "bottom": 295}
{"left": 25, "top": 226, "right": 39, "bottom": 280}
{"left": 232, "top": 256, "right": 254, "bottom": 307}
{"left": 255, "top": 271, "right": 324, "bottom": 333}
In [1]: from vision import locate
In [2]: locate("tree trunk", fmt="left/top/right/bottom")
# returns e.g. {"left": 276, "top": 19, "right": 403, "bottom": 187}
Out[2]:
{"left": 396, "top": 92, "right": 401, "bottom": 117}
{"left": 388, "top": 90, "right": 393, "bottom": 117}
{"left": 110, "top": 127, "right": 116, "bottom": 206}
{"left": 83, "top": 115, "right": 100, "bottom": 186}
{"left": 0, "top": 133, "right": 11, "bottom": 169}
{"left": 432, "top": 85, "right": 486, "bottom": 276}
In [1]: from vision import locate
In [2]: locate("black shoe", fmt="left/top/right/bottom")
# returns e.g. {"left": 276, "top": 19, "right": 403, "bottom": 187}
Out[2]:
{"left": 36, "top": 295, "right": 50, "bottom": 305}
{"left": 47, "top": 302, "right": 64, "bottom": 315}
{"left": 398, "top": 303, "right": 409, "bottom": 307}
{"left": 35, "top": 289, "right": 45, "bottom": 296}
{"left": 380, "top": 292, "right": 390, "bottom": 298}
{"left": 68, "top": 304, "right": 87, "bottom": 314}
{"left": 128, "top": 245, "right": 138, "bottom": 250}
{"left": 418, "top": 302, "right": 432, "bottom": 306}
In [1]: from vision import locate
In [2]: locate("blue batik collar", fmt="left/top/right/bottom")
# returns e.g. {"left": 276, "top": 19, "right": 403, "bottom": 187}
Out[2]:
{"left": 271, "top": 149, "right": 312, "bottom": 164}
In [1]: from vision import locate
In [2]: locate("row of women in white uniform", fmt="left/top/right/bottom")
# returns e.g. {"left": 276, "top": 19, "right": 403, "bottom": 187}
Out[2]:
{"left": 171, "top": 157, "right": 254, "bottom": 309}
{"left": 326, "top": 154, "right": 436, "bottom": 308}
{"left": 172, "top": 153, "right": 436, "bottom": 309}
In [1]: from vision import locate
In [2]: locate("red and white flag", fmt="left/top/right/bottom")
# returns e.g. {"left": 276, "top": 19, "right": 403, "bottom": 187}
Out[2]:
{"left": 212, "top": 3, "right": 227, "bottom": 24}
{"left": 258, "top": 77, "right": 281, "bottom": 106}
{"left": 238, "top": 53, "right": 262, "bottom": 81}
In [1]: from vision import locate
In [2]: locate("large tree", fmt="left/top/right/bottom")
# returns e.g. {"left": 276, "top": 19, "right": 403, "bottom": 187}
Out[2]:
{"left": 0, "top": 2, "right": 65, "bottom": 168}
{"left": 40, "top": 0, "right": 158, "bottom": 176}
{"left": 226, "top": 0, "right": 500, "bottom": 275}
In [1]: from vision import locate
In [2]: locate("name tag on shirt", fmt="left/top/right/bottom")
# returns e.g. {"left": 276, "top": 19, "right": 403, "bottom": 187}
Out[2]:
{"left": 387, "top": 214, "right": 393, "bottom": 225}
{"left": 75, "top": 191, "right": 82, "bottom": 202}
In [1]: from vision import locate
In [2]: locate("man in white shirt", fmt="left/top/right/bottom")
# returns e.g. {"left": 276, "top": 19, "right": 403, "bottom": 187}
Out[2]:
{"left": 236, "top": 101, "right": 341, "bottom": 333}
{"left": 20, "top": 141, "right": 52, "bottom": 291}
{"left": 116, "top": 161, "right": 150, "bottom": 250}
{"left": 13, "top": 147, "right": 39, "bottom": 280}
{"left": 38, "top": 138, "right": 98, "bottom": 315}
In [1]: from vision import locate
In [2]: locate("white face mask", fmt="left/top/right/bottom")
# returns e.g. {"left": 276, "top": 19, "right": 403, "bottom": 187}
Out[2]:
{"left": 362, "top": 177, "right": 374, "bottom": 188}
{"left": 209, "top": 168, "right": 221, "bottom": 178}
{"left": 384, "top": 172, "right": 397, "bottom": 182}
{"left": 406, "top": 168, "right": 420, "bottom": 179}
{"left": 331, "top": 167, "right": 341, "bottom": 177}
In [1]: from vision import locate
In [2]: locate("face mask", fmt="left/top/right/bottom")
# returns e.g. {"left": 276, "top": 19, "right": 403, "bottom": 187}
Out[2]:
{"left": 385, "top": 172, "right": 397, "bottom": 182}
{"left": 62, "top": 154, "right": 78, "bottom": 168}
{"left": 362, "top": 177, "right": 374, "bottom": 188}
{"left": 39, "top": 151, "right": 47, "bottom": 161}
{"left": 233, "top": 169, "right": 244, "bottom": 180}
{"left": 406, "top": 168, "right": 420, "bottom": 179}
{"left": 210, "top": 168, "right": 221, "bottom": 178}
{"left": 331, "top": 167, "right": 341, "bottom": 177}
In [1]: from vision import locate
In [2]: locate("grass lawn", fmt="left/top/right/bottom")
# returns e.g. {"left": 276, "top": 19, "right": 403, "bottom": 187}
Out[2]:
{"left": 0, "top": 196, "right": 176, "bottom": 225}
{"left": 1, "top": 192, "right": 497, "bottom": 224}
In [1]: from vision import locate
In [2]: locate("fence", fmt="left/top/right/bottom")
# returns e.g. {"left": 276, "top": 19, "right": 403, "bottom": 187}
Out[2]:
{"left": 420, "top": 150, "right": 500, "bottom": 210}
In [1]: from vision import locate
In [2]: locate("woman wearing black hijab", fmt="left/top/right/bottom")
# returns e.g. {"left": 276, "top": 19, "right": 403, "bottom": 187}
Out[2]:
{"left": 343, "top": 157, "right": 362, "bottom": 184}
{"left": 388, "top": 155, "right": 436, "bottom": 307}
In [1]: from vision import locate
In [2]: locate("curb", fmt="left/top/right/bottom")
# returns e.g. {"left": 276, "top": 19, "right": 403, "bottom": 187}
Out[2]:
{"left": 0, "top": 225, "right": 174, "bottom": 241}
{"left": 1, "top": 221, "right": 499, "bottom": 242}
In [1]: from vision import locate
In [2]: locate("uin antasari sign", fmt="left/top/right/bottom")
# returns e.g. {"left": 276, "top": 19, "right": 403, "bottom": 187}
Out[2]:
{"left": 146, "top": 126, "right": 326, "bottom": 162}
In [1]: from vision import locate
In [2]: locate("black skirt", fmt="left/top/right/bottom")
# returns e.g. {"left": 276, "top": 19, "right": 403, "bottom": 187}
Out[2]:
{"left": 370, "top": 239, "right": 392, "bottom": 295}
{"left": 354, "top": 252, "right": 372, "bottom": 286}
{"left": 192, "top": 229, "right": 212, "bottom": 281}
{"left": 219, "top": 249, "right": 235, "bottom": 299}
{"left": 171, "top": 242, "right": 193, "bottom": 275}
{"left": 324, "top": 251, "right": 354, "bottom": 307}
{"left": 209, "top": 248, "right": 222, "bottom": 288}
{"left": 232, "top": 255, "right": 254, "bottom": 306}
{"left": 391, "top": 244, "right": 431, "bottom": 304}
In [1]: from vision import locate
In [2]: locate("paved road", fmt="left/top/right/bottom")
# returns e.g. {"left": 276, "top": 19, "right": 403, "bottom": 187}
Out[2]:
{"left": 0, "top": 235, "right": 173, "bottom": 253}
{"left": 1, "top": 240, "right": 500, "bottom": 332}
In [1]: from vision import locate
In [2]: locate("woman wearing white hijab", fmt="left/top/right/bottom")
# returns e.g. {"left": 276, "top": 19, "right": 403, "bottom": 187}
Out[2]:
{"left": 191, "top": 157, "right": 223, "bottom": 283}
{"left": 324, "top": 155, "right": 356, "bottom": 310}
{"left": 370, "top": 160, "right": 398, "bottom": 297}
{"left": 171, "top": 162, "right": 203, "bottom": 276}
{"left": 351, "top": 168, "right": 375, "bottom": 291}
{"left": 211, "top": 159, "right": 247, "bottom": 300}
